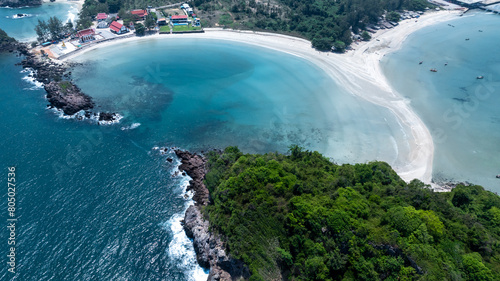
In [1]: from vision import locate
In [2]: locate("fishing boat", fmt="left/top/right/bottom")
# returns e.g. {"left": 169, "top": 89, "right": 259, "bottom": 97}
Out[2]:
{"left": 496, "top": 174, "right": 500, "bottom": 179}
{"left": 477, "top": 76, "right": 484, "bottom": 79}
{"left": 419, "top": 61, "right": 423, "bottom": 65}
{"left": 430, "top": 68, "right": 437, "bottom": 72}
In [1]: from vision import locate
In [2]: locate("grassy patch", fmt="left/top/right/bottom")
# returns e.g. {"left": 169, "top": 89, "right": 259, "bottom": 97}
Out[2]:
{"left": 218, "top": 13, "right": 233, "bottom": 26}
{"left": 58, "top": 81, "right": 72, "bottom": 93}
{"left": 172, "top": 25, "right": 202, "bottom": 32}
{"left": 159, "top": 25, "right": 170, "bottom": 33}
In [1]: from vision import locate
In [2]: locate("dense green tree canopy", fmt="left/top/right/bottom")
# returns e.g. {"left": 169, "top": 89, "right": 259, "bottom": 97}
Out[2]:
{"left": 203, "top": 146, "right": 500, "bottom": 280}
{"left": 75, "top": 0, "right": 431, "bottom": 50}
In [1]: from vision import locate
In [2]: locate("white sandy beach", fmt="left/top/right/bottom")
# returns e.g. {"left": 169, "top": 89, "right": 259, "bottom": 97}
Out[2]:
{"left": 61, "top": 10, "right": 461, "bottom": 185}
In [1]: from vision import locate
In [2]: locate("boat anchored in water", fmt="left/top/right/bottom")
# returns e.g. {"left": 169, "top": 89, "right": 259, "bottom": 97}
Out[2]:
{"left": 496, "top": 174, "right": 500, "bottom": 179}
{"left": 477, "top": 75, "right": 484, "bottom": 79}
{"left": 430, "top": 68, "right": 437, "bottom": 72}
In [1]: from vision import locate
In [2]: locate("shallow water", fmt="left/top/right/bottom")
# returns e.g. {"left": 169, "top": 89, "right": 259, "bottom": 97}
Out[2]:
{"left": 70, "top": 37, "right": 408, "bottom": 167}
{"left": 382, "top": 12, "right": 500, "bottom": 190}
{"left": 0, "top": 2, "right": 78, "bottom": 42}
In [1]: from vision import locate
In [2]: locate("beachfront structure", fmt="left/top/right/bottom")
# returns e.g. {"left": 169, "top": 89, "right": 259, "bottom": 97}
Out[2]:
{"left": 193, "top": 18, "right": 200, "bottom": 26}
{"left": 97, "top": 20, "right": 109, "bottom": 28}
{"left": 171, "top": 15, "right": 188, "bottom": 25}
{"left": 131, "top": 9, "right": 148, "bottom": 19}
{"left": 186, "top": 7, "right": 194, "bottom": 15}
{"left": 96, "top": 13, "right": 108, "bottom": 22}
{"left": 157, "top": 18, "right": 167, "bottom": 25}
{"left": 181, "top": 3, "right": 190, "bottom": 9}
{"left": 109, "top": 21, "right": 128, "bottom": 34}
{"left": 76, "top": 28, "right": 95, "bottom": 43}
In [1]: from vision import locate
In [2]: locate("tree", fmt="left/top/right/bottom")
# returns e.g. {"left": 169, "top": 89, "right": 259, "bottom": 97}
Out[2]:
{"left": 332, "top": 40, "right": 346, "bottom": 53}
{"left": 461, "top": 253, "right": 494, "bottom": 281}
{"left": 361, "top": 31, "right": 371, "bottom": 41}
{"left": 35, "top": 19, "right": 49, "bottom": 42}
{"left": 135, "top": 23, "right": 146, "bottom": 36}
{"left": 47, "top": 16, "right": 63, "bottom": 41}
{"left": 311, "top": 37, "right": 332, "bottom": 51}
{"left": 144, "top": 14, "right": 156, "bottom": 30}
{"left": 386, "top": 11, "right": 401, "bottom": 22}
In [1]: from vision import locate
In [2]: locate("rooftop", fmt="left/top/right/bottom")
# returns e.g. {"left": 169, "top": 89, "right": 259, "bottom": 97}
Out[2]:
{"left": 171, "top": 15, "right": 188, "bottom": 19}
{"left": 109, "top": 21, "right": 124, "bottom": 32}
{"left": 96, "top": 13, "right": 108, "bottom": 20}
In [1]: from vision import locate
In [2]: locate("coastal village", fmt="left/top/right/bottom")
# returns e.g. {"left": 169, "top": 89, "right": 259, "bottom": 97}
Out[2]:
{"left": 38, "top": 2, "right": 203, "bottom": 59}
{"left": 33, "top": 0, "right": 500, "bottom": 59}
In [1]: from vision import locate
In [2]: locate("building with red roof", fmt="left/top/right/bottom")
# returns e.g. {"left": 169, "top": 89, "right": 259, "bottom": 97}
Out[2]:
{"left": 171, "top": 15, "right": 188, "bottom": 25}
{"left": 76, "top": 28, "right": 95, "bottom": 43}
{"left": 131, "top": 9, "right": 148, "bottom": 19}
{"left": 109, "top": 21, "right": 128, "bottom": 34}
{"left": 96, "top": 13, "right": 108, "bottom": 21}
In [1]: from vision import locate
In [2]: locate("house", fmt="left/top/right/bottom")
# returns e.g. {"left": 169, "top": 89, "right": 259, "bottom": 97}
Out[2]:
{"left": 97, "top": 20, "right": 109, "bottom": 28}
{"left": 186, "top": 7, "right": 193, "bottom": 15}
{"left": 128, "top": 22, "right": 135, "bottom": 30}
{"left": 193, "top": 18, "right": 200, "bottom": 27}
{"left": 157, "top": 18, "right": 167, "bottom": 26}
{"left": 109, "top": 21, "right": 128, "bottom": 34}
{"left": 96, "top": 13, "right": 108, "bottom": 22}
{"left": 131, "top": 9, "right": 148, "bottom": 19}
{"left": 170, "top": 15, "right": 188, "bottom": 25}
{"left": 181, "top": 3, "right": 190, "bottom": 9}
{"left": 76, "top": 28, "right": 95, "bottom": 43}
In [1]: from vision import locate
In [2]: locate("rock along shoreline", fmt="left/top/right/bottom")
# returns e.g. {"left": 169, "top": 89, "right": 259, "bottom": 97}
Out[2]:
{"left": 11, "top": 42, "right": 120, "bottom": 123}
{"left": 175, "top": 149, "right": 250, "bottom": 281}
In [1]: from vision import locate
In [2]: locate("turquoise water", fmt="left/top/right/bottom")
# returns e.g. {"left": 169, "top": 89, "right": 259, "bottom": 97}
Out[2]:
{"left": 382, "top": 12, "right": 500, "bottom": 190}
{"left": 0, "top": 2, "right": 78, "bottom": 42}
{"left": 70, "top": 38, "right": 408, "bottom": 167}
{"left": 0, "top": 32, "right": 411, "bottom": 280}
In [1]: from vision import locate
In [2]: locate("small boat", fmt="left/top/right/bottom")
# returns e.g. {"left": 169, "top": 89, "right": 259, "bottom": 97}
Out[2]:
{"left": 419, "top": 61, "right": 423, "bottom": 65}
{"left": 496, "top": 174, "right": 500, "bottom": 179}
{"left": 477, "top": 76, "right": 484, "bottom": 79}
{"left": 466, "top": 38, "right": 470, "bottom": 41}
{"left": 430, "top": 68, "right": 437, "bottom": 72}
{"left": 479, "top": 30, "right": 483, "bottom": 32}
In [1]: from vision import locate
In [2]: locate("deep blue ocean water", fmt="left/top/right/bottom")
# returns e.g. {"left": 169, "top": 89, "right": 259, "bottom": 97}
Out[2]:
{"left": 382, "top": 11, "right": 500, "bottom": 190}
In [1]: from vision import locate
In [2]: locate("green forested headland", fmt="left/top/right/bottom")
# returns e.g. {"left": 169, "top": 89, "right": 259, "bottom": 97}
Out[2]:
{"left": 75, "top": 0, "right": 432, "bottom": 50}
{"left": 203, "top": 146, "right": 500, "bottom": 280}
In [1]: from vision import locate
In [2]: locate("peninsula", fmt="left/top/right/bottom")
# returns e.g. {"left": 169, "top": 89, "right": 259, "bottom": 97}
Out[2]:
{"left": 178, "top": 146, "right": 500, "bottom": 280}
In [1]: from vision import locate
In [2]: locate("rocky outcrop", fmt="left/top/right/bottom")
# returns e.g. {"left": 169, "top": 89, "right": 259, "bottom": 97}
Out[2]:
{"left": 175, "top": 150, "right": 210, "bottom": 206}
{"left": 0, "top": 28, "right": 18, "bottom": 52}
{"left": 45, "top": 81, "right": 94, "bottom": 115}
{"left": 0, "top": 0, "right": 41, "bottom": 7}
{"left": 176, "top": 150, "right": 250, "bottom": 281}
{"left": 16, "top": 45, "right": 121, "bottom": 122}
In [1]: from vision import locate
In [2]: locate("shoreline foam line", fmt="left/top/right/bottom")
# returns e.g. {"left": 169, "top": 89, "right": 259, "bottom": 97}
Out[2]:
{"left": 61, "top": 10, "right": 461, "bottom": 186}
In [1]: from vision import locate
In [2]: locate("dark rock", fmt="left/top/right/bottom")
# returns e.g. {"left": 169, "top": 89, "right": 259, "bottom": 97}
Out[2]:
{"left": 98, "top": 112, "right": 115, "bottom": 121}
{"left": 166, "top": 158, "right": 173, "bottom": 163}
{"left": 177, "top": 150, "right": 251, "bottom": 281}
{"left": 44, "top": 81, "right": 94, "bottom": 115}
{"left": 175, "top": 150, "right": 210, "bottom": 206}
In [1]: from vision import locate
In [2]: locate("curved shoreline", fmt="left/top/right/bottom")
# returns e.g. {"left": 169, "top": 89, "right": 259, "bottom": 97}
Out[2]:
{"left": 61, "top": 10, "right": 461, "bottom": 185}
